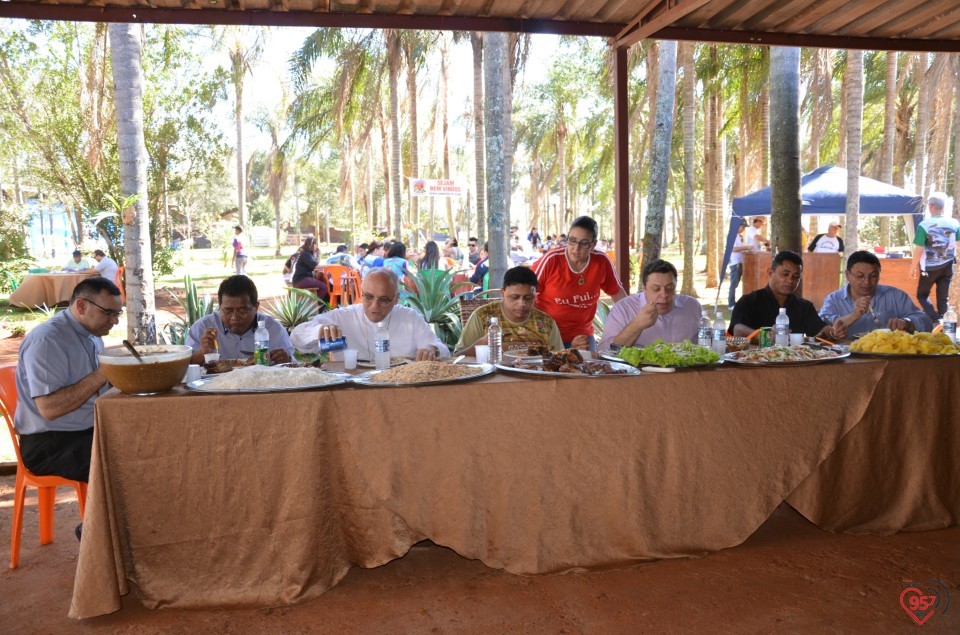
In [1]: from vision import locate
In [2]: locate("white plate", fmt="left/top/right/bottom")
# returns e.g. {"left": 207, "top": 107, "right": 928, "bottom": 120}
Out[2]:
{"left": 597, "top": 350, "right": 722, "bottom": 369}
{"left": 723, "top": 350, "right": 850, "bottom": 366}
{"left": 351, "top": 363, "right": 495, "bottom": 387}
{"left": 502, "top": 348, "right": 548, "bottom": 362}
{"left": 494, "top": 360, "right": 641, "bottom": 377}
{"left": 185, "top": 372, "right": 352, "bottom": 393}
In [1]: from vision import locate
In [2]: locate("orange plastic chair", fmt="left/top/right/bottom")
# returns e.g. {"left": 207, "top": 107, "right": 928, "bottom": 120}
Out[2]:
{"left": 114, "top": 265, "right": 126, "bottom": 304}
{"left": 0, "top": 365, "right": 87, "bottom": 569}
{"left": 319, "top": 264, "right": 358, "bottom": 309}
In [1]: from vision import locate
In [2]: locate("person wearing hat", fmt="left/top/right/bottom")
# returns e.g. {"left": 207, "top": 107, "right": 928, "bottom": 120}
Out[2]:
{"left": 64, "top": 249, "right": 91, "bottom": 271}
{"left": 808, "top": 221, "right": 845, "bottom": 253}
{"left": 231, "top": 225, "right": 248, "bottom": 276}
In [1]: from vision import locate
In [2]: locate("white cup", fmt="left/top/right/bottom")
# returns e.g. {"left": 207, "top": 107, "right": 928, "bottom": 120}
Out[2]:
{"left": 474, "top": 344, "right": 490, "bottom": 364}
{"left": 343, "top": 348, "right": 359, "bottom": 370}
{"left": 204, "top": 353, "right": 220, "bottom": 364}
{"left": 184, "top": 364, "right": 202, "bottom": 383}
{"left": 789, "top": 333, "right": 804, "bottom": 346}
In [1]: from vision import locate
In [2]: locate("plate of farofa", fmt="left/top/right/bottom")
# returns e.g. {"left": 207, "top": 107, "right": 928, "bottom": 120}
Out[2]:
{"left": 351, "top": 361, "right": 495, "bottom": 387}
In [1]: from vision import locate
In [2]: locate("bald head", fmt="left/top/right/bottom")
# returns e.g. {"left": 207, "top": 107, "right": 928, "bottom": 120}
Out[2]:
{"left": 361, "top": 267, "right": 400, "bottom": 323}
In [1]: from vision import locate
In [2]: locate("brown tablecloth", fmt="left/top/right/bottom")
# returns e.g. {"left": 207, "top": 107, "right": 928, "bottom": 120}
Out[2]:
{"left": 9, "top": 271, "right": 99, "bottom": 308}
{"left": 69, "top": 357, "right": 959, "bottom": 619}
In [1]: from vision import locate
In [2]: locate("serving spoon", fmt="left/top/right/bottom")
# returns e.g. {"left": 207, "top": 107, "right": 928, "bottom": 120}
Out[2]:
{"left": 123, "top": 340, "right": 144, "bottom": 363}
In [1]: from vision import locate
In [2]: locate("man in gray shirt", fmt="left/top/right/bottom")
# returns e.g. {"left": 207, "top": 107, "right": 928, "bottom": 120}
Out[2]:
{"left": 15, "top": 277, "right": 122, "bottom": 482}
{"left": 186, "top": 275, "right": 294, "bottom": 364}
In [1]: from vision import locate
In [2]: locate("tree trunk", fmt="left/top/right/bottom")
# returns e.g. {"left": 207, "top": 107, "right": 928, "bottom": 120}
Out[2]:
{"left": 879, "top": 52, "right": 898, "bottom": 247}
{"left": 379, "top": 102, "right": 390, "bottom": 231}
{"left": 680, "top": 42, "right": 695, "bottom": 295}
{"left": 388, "top": 31, "right": 403, "bottom": 239}
{"left": 769, "top": 47, "right": 802, "bottom": 255}
{"left": 914, "top": 53, "right": 930, "bottom": 197}
{"left": 483, "top": 32, "right": 508, "bottom": 289}
{"left": 404, "top": 36, "right": 419, "bottom": 248}
{"left": 441, "top": 36, "right": 455, "bottom": 239}
{"left": 232, "top": 53, "right": 246, "bottom": 228}
{"left": 109, "top": 23, "right": 156, "bottom": 344}
{"left": 503, "top": 34, "right": 516, "bottom": 229}
{"left": 926, "top": 55, "right": 953, "bottom": 193}
{"left": 471, "top": 33, "right": 487, "bottom": 242}
{"left": 844, "top": 50, "right": 863, "bottom": 257}
{"left": 643, "top": 40, "right": 677, "bottom": 265}
{"left": 705, "top": 46, "right": 720, "bottom": 289}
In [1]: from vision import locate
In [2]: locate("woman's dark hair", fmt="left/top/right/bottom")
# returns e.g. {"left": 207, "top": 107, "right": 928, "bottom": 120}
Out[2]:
{"left": 385, "top": 241, "right": 406, "bottom": 259}
{"left": 419, "top": 241, "right": 441, "bottom": 269}
{"left": 301, "top": 236, "right": 317, "bottom": 253}
{"left": 641, "top": 259, "right": 678, "bottom": 286}
{"left": 569, "top": 216, "right": 599, "bottom": 241}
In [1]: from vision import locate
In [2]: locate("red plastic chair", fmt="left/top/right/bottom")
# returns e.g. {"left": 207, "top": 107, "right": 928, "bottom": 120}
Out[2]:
{"left": 0, "top": 365, "right": 87, "bottom": 569}
{"left": 318, "top": 265, "right": 361, "bottom": 308}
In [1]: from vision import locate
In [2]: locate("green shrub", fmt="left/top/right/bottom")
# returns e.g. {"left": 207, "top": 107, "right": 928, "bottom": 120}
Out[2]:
{"left": 263, "top": 290, "right": 323, "bottom": 333}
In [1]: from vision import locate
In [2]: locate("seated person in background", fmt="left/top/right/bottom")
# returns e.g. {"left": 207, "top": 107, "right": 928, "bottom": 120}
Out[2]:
{"left": 730, "top": 250, "right": 847, "bottom": 341}
{"left": 92, "top": 249, "right": 119, "bottom": 282}
{"left": 418, "top": 241, "right": 449, "bottom": 271}
{"left": 187, "top": 275, "right": 294, "bottom": 365}
{"left": 361, "top": 241, "right": 386, "bottom": 278}
{"left": 326, "top": 244, "right": 355, "bottom": 268}
{"left": 291, "top": 236, "right": 330, "bottom": 300}
{"left": 820, "top": 250, "right": 931, "bottom": 334}
{"left": 291, "top": 268, "right": 449, "bottom": 361}
{"left": 15, "top": 277, "right": 122, "bottom": 482}
{"left": 469, "top": 242, "right": 489, "bottom": 288}
{"left": 467, "top": 237, "right": 482, "bottom": 265}
{"left": 599, "top": 259, "right": 702, "bottom": 350}
{"left": 807, "top": 221, "right": 845, "bottom": 253}
{"left": 382, "top": 241, "right": 411, "bottom": 281}
{"left": 456, "top": 266, "right": 563, "bottom": 355}
{"left": 64, "top": 249, "right": 90, "bottom": 271}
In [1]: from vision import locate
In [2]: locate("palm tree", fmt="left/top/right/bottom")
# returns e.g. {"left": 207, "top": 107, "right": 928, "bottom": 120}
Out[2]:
{"left": 878, "top": 52, "right": 897, "bottom": 247}
{"left": 644, "top": 40, "right": 677, "bottom": 265}
{"left": 484, "top": 32, "right": 508, "bottom": 289}
{"left": 216, "top": 26, "right": 263, "bottom": 229}
{"left": 471, "top": 32, "right": 486, "bottom": 242}
{"left": 769, "top": 47, "right": 802, "bottom": 255}
{"left": 253, "top": 101, "right": 290, "bottom": 257}
{"left": 844, "top": 50, "right": 863, "bottom": 257}
{"left": 680, "top": 42, "right": 697, "bottom": 296}
{"left": 109, "top": 22, "right": 156, "bottom": 344}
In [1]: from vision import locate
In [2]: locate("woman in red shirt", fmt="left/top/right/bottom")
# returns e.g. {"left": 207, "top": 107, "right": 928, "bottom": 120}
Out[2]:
{"left": 532, "top": 216, "right": 626, "bottom": 350}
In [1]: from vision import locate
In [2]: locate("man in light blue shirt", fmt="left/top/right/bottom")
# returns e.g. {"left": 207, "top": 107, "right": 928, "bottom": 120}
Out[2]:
{"left": 15, "top": 277, "right": 123, "bottom": 482}
{"left": 820, "top": 250, "right": 931, "bottom": 335}
{"left": 186, "top": 275, "right": 294, "bottom": 365}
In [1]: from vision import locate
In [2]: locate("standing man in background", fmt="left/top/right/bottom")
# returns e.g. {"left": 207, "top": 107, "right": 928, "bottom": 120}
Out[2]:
{"left": 807, "top": 221, "right": 845, "bottom": 253}
{"left": 911, "top": 192, "right": 959, "bottom": 321}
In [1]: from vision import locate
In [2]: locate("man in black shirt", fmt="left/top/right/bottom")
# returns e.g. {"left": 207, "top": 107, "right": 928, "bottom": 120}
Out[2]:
{"left": 730, "top": 250, "right": 847, "bottom": 341}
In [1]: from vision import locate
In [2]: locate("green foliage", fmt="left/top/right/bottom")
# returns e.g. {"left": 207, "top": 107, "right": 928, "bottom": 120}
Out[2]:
{"left": 26, "top": 304, "right": 59, "bottom": 322}
{"left": 263, "top": 290, "right": 322, "bottom": 333}
{"left": 593, "top": 298, "right": 611, "bottom": 339}
{"left": 152, "top": 245, "right": 181, "bottom": 277}
{"left": 159, "top": 274, "right": 216, "bottom": 345}
{"left": 401, "top": 267, "right": 473, "bottom": 351}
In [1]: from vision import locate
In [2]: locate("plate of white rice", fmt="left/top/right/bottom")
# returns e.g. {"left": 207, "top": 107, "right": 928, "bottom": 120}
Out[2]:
{"left": 185, "top": 365, "right": 351, "bottom": 393}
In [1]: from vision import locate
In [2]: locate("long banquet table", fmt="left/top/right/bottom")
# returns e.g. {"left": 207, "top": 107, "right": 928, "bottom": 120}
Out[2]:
{"left": 9, "top": 271, "right": 99, "bottom": 308}
{"left": 69, "top": 356, "right": 959, "bottom": 619}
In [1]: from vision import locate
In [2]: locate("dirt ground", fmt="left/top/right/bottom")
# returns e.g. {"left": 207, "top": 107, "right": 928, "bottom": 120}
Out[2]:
{"left": 0, "top": 476, "right": 957, "bottom": 634}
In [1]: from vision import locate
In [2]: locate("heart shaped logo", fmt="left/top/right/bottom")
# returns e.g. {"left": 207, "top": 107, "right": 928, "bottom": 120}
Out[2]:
{"left": 900, "top": 587, "right": 936, "bottom": 625}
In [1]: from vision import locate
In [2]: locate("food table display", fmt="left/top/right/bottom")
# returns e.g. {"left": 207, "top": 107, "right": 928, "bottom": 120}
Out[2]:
{"left": 69, "top": 355, "right": 960, "bottom": 619}
{"left": 9, "top": 271, "right": 99, "bottom": 309}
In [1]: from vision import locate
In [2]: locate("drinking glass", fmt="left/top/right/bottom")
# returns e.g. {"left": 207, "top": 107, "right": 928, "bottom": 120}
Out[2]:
{"left": 474, "top": 345, "right": 490, "bottom": 364}
{"left": 343, "top": 348, "right": 359, "bottom": 370}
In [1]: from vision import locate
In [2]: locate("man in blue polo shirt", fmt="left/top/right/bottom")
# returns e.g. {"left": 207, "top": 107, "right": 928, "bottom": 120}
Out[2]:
{"left": 15, "top": 277, "right": 123, "bottom": 482}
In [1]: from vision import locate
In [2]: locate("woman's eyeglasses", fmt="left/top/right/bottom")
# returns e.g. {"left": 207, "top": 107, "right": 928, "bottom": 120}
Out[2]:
{"left": 566, "top": 237, "right": 595, "bottom": 249}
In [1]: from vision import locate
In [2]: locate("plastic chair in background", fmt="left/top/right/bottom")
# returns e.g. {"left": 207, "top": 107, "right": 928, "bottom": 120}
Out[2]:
{"left": 318, "top": 264, "right": 358, "bottom": 308}
{"left": 0, "top": 365, "right": 87, "bottom": 569}
{"left": 114, "top": 265, "right": 126, "bottom": 304}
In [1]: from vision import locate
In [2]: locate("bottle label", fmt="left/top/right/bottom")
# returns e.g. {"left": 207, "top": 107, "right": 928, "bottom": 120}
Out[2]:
{"left": 712, "top": 328, "right": 725, "bottom": 342}
{"left": 254, "top": 346, "right": 269, "bottom": 366}
{"left": 698, "top": 326, "right": 712, "bottom": 341}
{"left": 944, "top": 322, "right": 957, "bottom": 341}
{"left": 375, "top": 339, "right": 390, "bottom": 353}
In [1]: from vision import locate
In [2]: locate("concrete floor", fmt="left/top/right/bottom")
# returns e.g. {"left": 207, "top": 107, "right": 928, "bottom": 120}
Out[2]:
{"left": 1, "top": 474, "right": 958, "bottom": 634}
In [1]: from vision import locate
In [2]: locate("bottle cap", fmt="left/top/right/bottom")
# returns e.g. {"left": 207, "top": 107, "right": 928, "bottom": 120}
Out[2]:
{"left": 258, "top": 320, "right": 265, "bottom": 327}
{"left": 490, "top": 317, "right": 499, "bottom": 324}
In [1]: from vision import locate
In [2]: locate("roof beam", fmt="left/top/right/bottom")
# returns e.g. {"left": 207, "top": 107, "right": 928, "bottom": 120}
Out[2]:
{"left": 653, "top": 25, "right": 960, "bottom": 52}
{"left": 613, "top": 0, "right": 713, "bottom": 49}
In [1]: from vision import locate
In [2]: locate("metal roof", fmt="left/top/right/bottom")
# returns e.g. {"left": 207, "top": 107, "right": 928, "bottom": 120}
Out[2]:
{"left": 0, "top": 0, "right": 957, "bottom": 51}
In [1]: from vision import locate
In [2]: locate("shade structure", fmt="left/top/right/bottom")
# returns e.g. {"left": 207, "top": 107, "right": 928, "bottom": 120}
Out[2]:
{"left": 720, "top": 166, "right": 924, "bottom": 282}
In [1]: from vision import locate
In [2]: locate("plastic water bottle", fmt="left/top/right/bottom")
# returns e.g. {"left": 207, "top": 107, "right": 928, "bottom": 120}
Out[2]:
{"left": 374, "top": 321, "right": 391, "bottom": 370}
{"left": 254, "top": 320, "right": 270, "bottom": 366}
{"left": 488, "top": 317, "right": 503, "bottom": 364}
{"left": 942, "top": 305, "right": 957, "bottom": 343}
{"left": 697, "top": 311, "right": 712, "bottom": 348}
{"left": 775, "top": 307, "right": 790, "bottom": 346}
{"left": 711, "top": 313, "right": 726, "bottom": 356}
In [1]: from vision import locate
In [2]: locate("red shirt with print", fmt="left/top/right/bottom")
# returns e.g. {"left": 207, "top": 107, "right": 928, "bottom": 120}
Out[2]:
{"left": 532, "top": 249, "right": 624, "bottom": 342}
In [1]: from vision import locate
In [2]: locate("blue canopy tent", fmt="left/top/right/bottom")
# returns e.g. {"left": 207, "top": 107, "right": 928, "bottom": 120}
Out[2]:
{"left": 720, "top": 166, "right": 924, "bottom": 287}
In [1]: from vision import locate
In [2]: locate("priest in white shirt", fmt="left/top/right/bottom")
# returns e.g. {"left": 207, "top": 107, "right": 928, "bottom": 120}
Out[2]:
{"left": 291, "top": 268, "right": 449, "bottom": 361}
